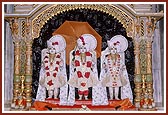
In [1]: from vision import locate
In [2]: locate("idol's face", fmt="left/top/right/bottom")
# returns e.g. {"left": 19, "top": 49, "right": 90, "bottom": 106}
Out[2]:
{"left": 48, "top": 47, "right": 56, "bottom": 54}
{"left": 110, "top": 47, "right": 117, "bottom": 54}
{"left": 78, "top": 45, "right": 87, "bottom": 53}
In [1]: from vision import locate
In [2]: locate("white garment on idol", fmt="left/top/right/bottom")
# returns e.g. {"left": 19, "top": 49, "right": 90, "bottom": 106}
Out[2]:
{"left": 67, "top": 49, "right": 100, "bottom": 105}
{"left": 99, "top": 48, "right": 133, "bottom": 104}
{"left": 36, "top": 49, "right": 68, "bottom": 105}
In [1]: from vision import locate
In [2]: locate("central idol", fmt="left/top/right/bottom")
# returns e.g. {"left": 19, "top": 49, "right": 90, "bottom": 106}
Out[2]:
{"left": 68, "top": 34, "right": 99, "bottom": 104}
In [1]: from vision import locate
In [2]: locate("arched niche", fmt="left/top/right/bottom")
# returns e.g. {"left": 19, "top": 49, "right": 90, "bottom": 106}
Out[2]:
{"left": 31, "top": 8, "right": 135, "bottom": 101}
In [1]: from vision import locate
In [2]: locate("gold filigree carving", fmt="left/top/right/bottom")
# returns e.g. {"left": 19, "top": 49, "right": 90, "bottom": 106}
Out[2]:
{"left": 25, "top": 19, "right": 33, "bottom": 76}
{"left": 141, "top": 74, "right": 146, "bottom": 89}
{"left": 32, "top": 4, "right": 134, "bottom": 39}
{"left": 10, "top": 17, "right": 22, "bottom": 108}
{"left": 134, "top": 82, "right": 142, "bottom": 107}
{"left": 134, "top": 41, "right": 140, "bottom": 75}
{"left": 134, "top": 39, "right": 142, "bottom": 107}
{"left": 21, "top": 20, "right": 26, "bottom": 38}
{"left": 134, "top": 17, "right": 141, "bottom": 41}
{"left": 10, "top": 18, "right": 19, "bottom": 39}
{"left": 25, "top": 18, "right": 31, "bottom": 39}
{"left": 12, "top": 43, "right": 22, "bottom": 108}
{"left": 140, "top": 39, "right": 147, "bottom": 74}
{"left": 13, "top": 42, "right": 21, "bottom": 75}
{"left": 146, "top": 17, "right": 156, "bottom": 42}
{"left": 146, "top": 17, "right": 154, "bottom": 38}
{"left": 146, "top": 42, "right": 152, "bottom": 74}
{"left": 140, "top": 20, "right": 144, "bottom": 37}
{"left": 24, "top": 19, "right": 33, "bottom": 106}
{"left": 20, "top": 40, "right": 26, "bottom": 75}
{"left": 24, "top": 82, "right": 32, "bottom": 103}
{"left": 18, "top": 75, "right": 26, "bottom": 108}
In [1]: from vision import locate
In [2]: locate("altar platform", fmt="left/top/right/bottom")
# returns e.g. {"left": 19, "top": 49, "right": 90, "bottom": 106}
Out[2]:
{"left": 30, "top": 98, "right": 137, "bottom": 111}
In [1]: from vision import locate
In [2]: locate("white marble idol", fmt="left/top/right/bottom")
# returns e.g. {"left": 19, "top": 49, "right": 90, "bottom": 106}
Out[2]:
{"left": 100, "top": 35, "right": 133, "bottom": 102}
{"left": 36, "top": 35, "right": 68, "bottom": 105}
{"left": 68, "top": 34, "right": 99, "bottom": 105}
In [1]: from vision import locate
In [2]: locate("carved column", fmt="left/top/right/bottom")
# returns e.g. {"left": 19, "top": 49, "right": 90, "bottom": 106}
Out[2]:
{"left": 24, "top": 19, "right": 33, "bottom": 107}
{"left": 145, "top": 17, "right": 156, "bottom": 109}
{"left": 10, "top": 18, "right": 21, "bottom": 108}
{"left": 12, "top": 40, "right": 21, "bottom": 108}
{"left": 134, "top": 17, "right": 142, "bottom": 107}
{"left": 138, "top": 17, "right": 156, "bottom": 111}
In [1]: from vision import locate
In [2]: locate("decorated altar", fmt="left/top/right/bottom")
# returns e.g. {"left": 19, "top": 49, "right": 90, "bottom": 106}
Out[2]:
{"left": 3, "top": 3, "right": 164, "bottom": 112}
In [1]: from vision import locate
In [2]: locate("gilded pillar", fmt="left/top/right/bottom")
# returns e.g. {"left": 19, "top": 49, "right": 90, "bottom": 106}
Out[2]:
{"left": 134, "top": 17, "right": 142, "bottom": 107}
{"left": 145, "top": 17, "right": 156, "bottom": 109}
{"left": 10, "top": 18, "right": 21, "bottom": 108}
{"left": 24, "top": 19, "right": 33, "bottom": 107}
{"left": 138, "top": 17, "right": 156, "bottom": 110}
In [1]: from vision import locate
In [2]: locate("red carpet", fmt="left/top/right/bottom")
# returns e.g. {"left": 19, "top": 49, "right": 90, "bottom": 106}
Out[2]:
{"left": 31, "top": 98, "right": 136, "bottom": 111}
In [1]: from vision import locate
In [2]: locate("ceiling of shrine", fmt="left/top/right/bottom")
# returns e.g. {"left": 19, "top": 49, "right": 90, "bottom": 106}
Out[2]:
{"left": 5, "top": 4, "right": 163, "bottom": 17}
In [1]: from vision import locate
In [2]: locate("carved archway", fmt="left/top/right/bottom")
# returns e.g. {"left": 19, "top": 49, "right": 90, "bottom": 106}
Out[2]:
{"left": 31, "top": 4, "right": 134, "bottom": 39}
{"left": 31, "top": 8, "right": 135, "bottom": 100}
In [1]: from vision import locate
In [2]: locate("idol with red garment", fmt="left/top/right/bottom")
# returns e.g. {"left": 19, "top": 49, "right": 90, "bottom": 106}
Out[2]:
{"left": 68, "top": 34, "right": 99, "bottom": 101}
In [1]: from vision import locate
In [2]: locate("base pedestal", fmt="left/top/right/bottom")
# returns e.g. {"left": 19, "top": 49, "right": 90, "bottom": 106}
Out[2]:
{"left": 138, "top": 108, "right": 157, "bottom": 111}
{"left": 30, "top": 99, "right": 137, "bottom": 111}
{"left": 10, "top": 107, "right": 29, "bottom": 111}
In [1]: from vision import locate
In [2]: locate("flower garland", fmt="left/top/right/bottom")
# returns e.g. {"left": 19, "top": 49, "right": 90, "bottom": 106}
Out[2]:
{"left": 43, "top": 53, "right": 62, "bottom": 90}
{"left": 107, "top": 54, "right": 121, "bottom": 87}
{"left": 74, "top": 50, "right": 93, "bottom": 87}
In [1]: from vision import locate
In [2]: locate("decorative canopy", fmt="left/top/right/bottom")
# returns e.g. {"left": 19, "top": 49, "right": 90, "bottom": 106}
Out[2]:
{"left": 52, "top": 21, "right": 102, "bottom": 65}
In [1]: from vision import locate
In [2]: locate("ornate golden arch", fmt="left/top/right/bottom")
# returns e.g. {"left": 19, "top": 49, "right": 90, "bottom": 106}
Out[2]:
{"left": 32, "top": 4, "right": 134, "bottom": 39}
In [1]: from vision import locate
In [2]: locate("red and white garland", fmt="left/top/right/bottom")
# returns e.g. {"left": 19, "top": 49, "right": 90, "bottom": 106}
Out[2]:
{"left": 43, "top": 53, "right": 62, "bottom": 90}
{"left": 74, "top": 50, "right": 93, "bottom": 87}
{"left": 107, "top": 54, "right": 121, "bottom": 87}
